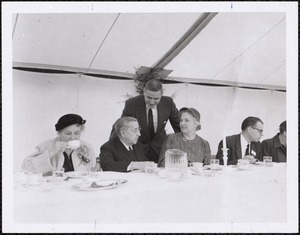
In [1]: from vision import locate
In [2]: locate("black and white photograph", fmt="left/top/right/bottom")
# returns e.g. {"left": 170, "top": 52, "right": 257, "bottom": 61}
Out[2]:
{"left": 2, "top": 2, "right": 298, "bottom": 233}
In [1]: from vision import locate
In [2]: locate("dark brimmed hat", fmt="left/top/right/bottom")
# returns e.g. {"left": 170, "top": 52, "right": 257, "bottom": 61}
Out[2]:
{"left": 179, "top": 107, "right": 201, "bottom": 131}
{"left": 55, "top": 114, "right": 86, "bottom": 131}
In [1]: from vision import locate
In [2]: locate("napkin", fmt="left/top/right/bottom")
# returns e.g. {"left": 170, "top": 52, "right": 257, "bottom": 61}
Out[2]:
{"left": 22, "top": 151, "right": 53, "bottom": 174}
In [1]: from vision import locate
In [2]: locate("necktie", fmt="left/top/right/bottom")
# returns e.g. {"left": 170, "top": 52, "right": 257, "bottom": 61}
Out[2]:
{"left": 129, "top": 146, "right": 136, "bottom": 160}
{"left": 245, "top": 143, "right": 250, "bottom": 156}
{"left": 148, "top": 108, "right": 155, "bottom": 140}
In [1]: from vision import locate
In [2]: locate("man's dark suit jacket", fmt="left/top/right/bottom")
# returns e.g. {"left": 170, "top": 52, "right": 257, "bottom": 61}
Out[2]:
{"left": 215, "top": 134, "right": 263, "bottom": 165}
{"left": 100, "top": 136, "right": 148, "bottom": 172}
{"left": 111, "top": 95, "right": 180, "bottom": 162}
{"left": 262, "top": 133, "right": 286, "bottom": 162}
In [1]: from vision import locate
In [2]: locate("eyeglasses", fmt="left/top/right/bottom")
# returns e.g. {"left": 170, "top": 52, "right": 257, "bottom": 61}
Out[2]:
{"left": 252, "top": 127, "right": 263, "bottom": 134}
{"left": 124, "top": 127, "right": 141, "bottom": 133}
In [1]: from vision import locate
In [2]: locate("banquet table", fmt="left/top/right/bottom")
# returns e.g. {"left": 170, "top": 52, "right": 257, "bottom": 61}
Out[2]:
{"left": 14, "top": 163, "right": 287, "bottom": 224}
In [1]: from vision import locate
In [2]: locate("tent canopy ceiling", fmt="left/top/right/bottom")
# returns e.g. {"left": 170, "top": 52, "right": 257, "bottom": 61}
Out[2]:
{"left": 12, "top": 12, "right": 286, "bottom": 90}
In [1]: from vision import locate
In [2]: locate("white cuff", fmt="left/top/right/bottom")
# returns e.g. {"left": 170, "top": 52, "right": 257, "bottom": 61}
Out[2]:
{"left": 127, "top": 162, "right": 133, "bottom": 171}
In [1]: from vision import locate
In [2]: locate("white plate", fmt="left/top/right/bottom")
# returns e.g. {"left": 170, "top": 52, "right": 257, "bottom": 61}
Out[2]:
{"left": 191, "top": 171, "right": 202, "bottom": 175}
{"left": 237, "top": 167, "right": 252, "bottom": 171}
{"left": 253, "top": 161, "right": 264, "bottom": 166}
{"left": 65, "top": 171, "right": 89, "bottom": 178}
{"left": 203, "top": 166, "right": 222, "bottom": 171}
{"left": 190, "top": 169, "right": 202, "bottom": 175}
{"left": 72, "top": 180, "right": 121, "bottom": 191}
{"left": 202, "top": 170, "right": 215, "bottom": 177}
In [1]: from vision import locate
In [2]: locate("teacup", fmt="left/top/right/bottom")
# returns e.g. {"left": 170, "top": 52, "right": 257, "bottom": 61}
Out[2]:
{"left": 67, "top": 140, "right": 81, "bottom": 150}
{"left": 244, "top": 155, "right": 256, "bottom": 164}
{"left": 190, "top": 162, "right": 203, "bottom": 173}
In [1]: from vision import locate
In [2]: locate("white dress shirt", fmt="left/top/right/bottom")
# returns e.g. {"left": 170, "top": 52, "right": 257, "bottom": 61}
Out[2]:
{"left": 240, "top": 133, "right": 250, "bottom": 158}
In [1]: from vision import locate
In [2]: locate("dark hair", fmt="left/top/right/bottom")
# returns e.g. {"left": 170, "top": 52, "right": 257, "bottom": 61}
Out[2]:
{"left": 144, "top": 79, "right": 163, "bottom": 92}
{"left": 55, "top": 114, "right": 86, "bottom": 131}
{"left": 241, "top": 116, "right": 263, "bottom": 131}
{"left": 279, "top": 121, "right": 286, "bottom": 133}
{"left": 113, "top": 116, "right": 138, "bottom": 137}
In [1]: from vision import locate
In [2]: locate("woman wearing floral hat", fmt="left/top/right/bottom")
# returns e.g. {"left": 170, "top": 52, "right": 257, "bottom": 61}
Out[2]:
{"left": 21, "top": 114, "right": 96, "bottom": 175}
{"left": 158, "top": 107, "right": 211, "bottom": 167}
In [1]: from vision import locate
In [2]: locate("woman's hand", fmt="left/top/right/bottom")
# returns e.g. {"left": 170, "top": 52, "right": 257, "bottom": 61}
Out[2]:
{"left": 55, "top": 141, "right": 68, "bottom": 154}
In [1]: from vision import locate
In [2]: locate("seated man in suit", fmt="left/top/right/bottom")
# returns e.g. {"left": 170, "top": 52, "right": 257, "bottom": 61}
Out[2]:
{"left": 216, "top": 116, "right": 264, "bottom": 165}
{"left": 262, "top": 121, "right": 286, "bottom": 162}
{"left": 100, "top": 116, "right": 154, "bottom": 172}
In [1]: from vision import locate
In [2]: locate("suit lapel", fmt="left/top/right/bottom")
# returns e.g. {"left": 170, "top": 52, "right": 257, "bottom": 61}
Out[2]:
{"left": 156, "top": 99, "right": 165, "bottom": 134}
{"left": 138, "top": 97, "right": 150, "bottom": 139}
{"left": 236, "top": 134, "right": 242, "bottom": 159}
{"left": 116, "top": 138, "right": 131, "bottom": 160}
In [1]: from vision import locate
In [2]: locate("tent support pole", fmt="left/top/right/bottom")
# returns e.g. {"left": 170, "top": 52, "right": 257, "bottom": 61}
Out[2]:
{"left": 152, "top": 12, "right": 218, "bottom": 69}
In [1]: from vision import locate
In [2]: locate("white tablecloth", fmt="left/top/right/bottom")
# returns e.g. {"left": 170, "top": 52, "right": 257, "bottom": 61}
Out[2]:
{"left": 14, "top": 163, "right": 287, "bottom": 226}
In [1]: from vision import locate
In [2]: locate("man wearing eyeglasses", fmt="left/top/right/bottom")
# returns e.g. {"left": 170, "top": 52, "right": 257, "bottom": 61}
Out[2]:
{"left": 100, "top": 117, "right": 154, "bottom": 172}
{"left": 215, "top": 116, "right": 264, "bottom": 165}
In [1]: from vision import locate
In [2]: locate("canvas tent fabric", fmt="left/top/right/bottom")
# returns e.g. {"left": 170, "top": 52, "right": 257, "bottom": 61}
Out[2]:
{"left": 13, "top": 12, "right": 286, "bottom": 90}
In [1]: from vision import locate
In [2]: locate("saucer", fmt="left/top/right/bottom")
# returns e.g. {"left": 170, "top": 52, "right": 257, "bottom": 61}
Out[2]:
{"left": 72, "top": 179, "right": 126, "bottom": 191}
{"left": 64, "top": 171, "right": 89, "bottom": 178}
{"left": 46, "top": 176, "right": 67, "bottom": 182}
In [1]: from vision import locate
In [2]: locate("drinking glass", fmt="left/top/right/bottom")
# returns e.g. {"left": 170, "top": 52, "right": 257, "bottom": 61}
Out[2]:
{"left": 210, "top": 159, "right": 220, "bottom": 171}
{"left": 88, "top": 168, "right": 97, "bottom": 178}
{"left": 237, "top": 159, "right": 250, "bottom": 170}
{"left": 14, "top": 171, "right": 29, "bottom": 190}
{"left": 52, "top": 167, "right": 65, "bottom": 179}
{"left": 263, "top": 156, "right": 273, "bottom": 167}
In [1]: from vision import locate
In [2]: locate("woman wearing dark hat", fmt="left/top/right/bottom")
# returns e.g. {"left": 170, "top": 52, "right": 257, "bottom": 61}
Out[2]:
{"left": 158, "top": 107, "right": 211, "bottom": 167}
{"left": 22, "top": 114, "right": 96, "bottom": 175}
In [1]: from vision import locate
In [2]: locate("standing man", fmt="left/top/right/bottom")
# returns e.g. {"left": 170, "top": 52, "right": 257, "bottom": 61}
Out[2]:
{"left": 111, "top": 79, "right": 180, "bottom": 162}
{"left": 262, "top": 121, "right": 286, "bottom": 162}
{"left": 216, "top": 116, "right": 264, "bottom": 165}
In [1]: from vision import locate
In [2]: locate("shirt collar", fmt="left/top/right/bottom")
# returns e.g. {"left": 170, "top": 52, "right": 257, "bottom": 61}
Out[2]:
{"left": 241, "top": 133, "right": 249, "bottom": 146}
{"left": 119, "top": 139, "right": 132, "bottom": 150}
{"left": 146, "top": 104, "right": 157, "bottom": 110}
